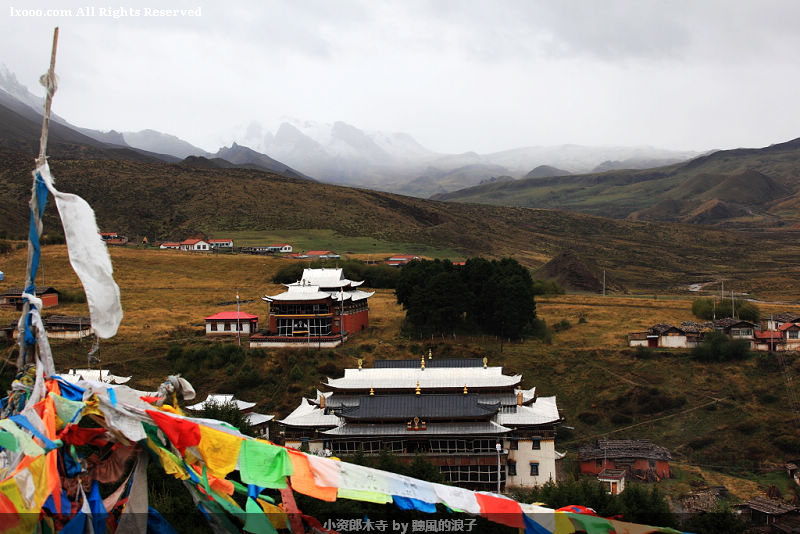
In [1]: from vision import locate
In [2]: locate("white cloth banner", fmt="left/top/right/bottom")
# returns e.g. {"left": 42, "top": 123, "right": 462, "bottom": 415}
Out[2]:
{"left": 36, "top": 163, "right": 122, "bottom": 338}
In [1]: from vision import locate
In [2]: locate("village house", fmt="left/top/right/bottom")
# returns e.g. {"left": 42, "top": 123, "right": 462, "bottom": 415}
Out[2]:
{"left": 251, "top": 268, "right": 372, "bottom": 348}
{"left": 180, "top": 238, "right": 211, "bottom": 251}
{"left": 737, "top": 496, "right": 800, "bottom": 528}
{"left": 627, "top": 323, "right": 702, "bottom": 349}
{"left": 597, "top": 468, "right": 627, "bottom": 495}
{"left": 159, "top": 242, "right": 181, "bottom": 250}
{"left": 385, "top": 254, "right": 421, "bottom": 267}
{"left": 767, "top": 313, "right": 800, "bottom": 331}
{"left": 1, "top": 287, "right": 59, "bottom": 311}
{"left": 187, "top": 394, "right": 273, "bottom": 438}
{"left": 99, "top": 232, "right": 129, "bottom": 245}
{"left": 279, "top": 357, "right": 563, "bottom": 491}
{"left": 204, "top": 311, "right": 259, "bottom": 336}
{"left": 43, "top": 315, "right": 93, "bottom": 339}
{"left": 208, "top": 238, "right": 234, "bottom": 249}
{"left": 304, "top": 250, "right": 341, "bottom": 260}
{"left": 578, "top": 439, "right": 671, "bottom": 481}
{"left": 266, "top": 244, "right": 293, "bottom": 253}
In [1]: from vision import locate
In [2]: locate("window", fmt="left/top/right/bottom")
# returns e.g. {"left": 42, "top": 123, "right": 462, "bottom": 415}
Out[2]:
{"left": 508, "top": 461, "right": 517, "bottom": 477}
{"left": 530, "top": 463, "right": 539, "bottom": 477}
{"left": 210, "top": 323, "right": 217, "bottom": 331}
{"left": 509, "top": 440, "right": 518, "bottom": 450}
{"left": 790, "top": 330, "right": 800, "bottom": 340}
{"left": 532, "top": 439, "right": 541, "bottom": 450}
{"left": 224, "top": 322, "right": 231, "bottom": 331}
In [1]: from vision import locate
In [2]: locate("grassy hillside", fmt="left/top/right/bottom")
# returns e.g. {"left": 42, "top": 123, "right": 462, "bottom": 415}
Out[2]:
{"left": 435, "top": 137, "right": 800, "bottom": 228}
{"left": 2, "top": 247, "right": 800, "bottom": 501}
{"left": 4, "top": 148, "right": 800, "bottom": 294}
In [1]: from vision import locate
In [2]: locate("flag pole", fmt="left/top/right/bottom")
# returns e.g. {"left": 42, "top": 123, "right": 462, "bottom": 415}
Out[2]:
{"left": 18, "top": 27, "right": 59, "bottom": 368}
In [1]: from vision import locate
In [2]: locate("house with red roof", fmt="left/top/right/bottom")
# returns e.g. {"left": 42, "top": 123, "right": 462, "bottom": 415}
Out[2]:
{"left": 204, "top": 311, "right": 259, "bottom": 336}
{"left": 305, "top": 250, "right": 341, "bottom": 259}
{"left": 100, "top": 232, "right": 129, "bottom": 246}
{"left": 779, "top": 322, "right": 800, "bottom": 350}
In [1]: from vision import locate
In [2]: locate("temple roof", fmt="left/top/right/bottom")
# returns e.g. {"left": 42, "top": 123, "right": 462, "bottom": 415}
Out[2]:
{"left": 287, "top": 268, "right": 364, "bottom": 289}
{"left": 325, "top": 366, "right": 522, "bottom": 391}
{"left": 322, "top": 421, "right": 512, "bottom": 436}
{"left": 331, "top": 289, "right": 374, "bottom": 302}
{"left": 187, "top": 394, "right": 256, "bottom": 411}
{"left": 340, "top": 394, "right": 499, "bottom": 421}
{"left": 374, "top": 358, "right": 485, "bottom": 368}
{"left": 263, "top": 284, "right": 332, "bottom": 302}
{"left": 58, "top": 369, "right": 131, "bottom": 385}
{"left": 279, "top": 397, "right": 340, "bottom": 427}
{"left": 496, "top": 396, "right": 561, "bottom": 426}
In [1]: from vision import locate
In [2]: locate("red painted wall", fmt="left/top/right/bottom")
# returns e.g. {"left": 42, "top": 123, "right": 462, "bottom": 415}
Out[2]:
{"left": 343, "top": 309, "right": 369, "bottom": 333}
{"left": 579, "top": 459, "right": 670, "bottom": 478}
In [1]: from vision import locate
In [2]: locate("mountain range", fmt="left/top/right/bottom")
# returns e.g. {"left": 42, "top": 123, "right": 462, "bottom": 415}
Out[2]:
{"left": 0, "top": 65, "right": 700, "bottom": 197}
{"left": 434, "top": 137, "right": 800, "bottom": 228}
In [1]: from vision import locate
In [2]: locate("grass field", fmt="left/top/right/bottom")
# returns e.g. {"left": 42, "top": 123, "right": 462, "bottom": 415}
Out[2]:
{"left": 209, "top": 229, "right": 464, "bottom": 259}
{"left": 2, "top": 245, "right": 800, "bottom": 501}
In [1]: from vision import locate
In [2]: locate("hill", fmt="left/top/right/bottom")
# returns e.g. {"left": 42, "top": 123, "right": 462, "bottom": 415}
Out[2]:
{"left": 434, "top": 138, "right": 800, "bottom": 228}
{"left": 4, "top": 147, "right": 800, "bottom": 295}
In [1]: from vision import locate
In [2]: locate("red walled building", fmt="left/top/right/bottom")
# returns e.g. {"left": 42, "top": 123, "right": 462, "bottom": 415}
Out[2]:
{"left": 578, "top": 439, "right": 671, "bottom": 480}
{"left": 252, "top": 268, "right": 373, "bottom": 348}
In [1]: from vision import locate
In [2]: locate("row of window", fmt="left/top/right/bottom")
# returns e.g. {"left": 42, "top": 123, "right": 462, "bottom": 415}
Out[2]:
{"left": 506, "top": 461, "right": 538, "bottom": 477}
{"left": 440, "top": 465, "right": 506, "bottom": 484}
{"left": 325, "top": 438, "right": 542, "bottom": 454}
{"left": 273, "top": 304, "right": 331, "bottom": 315}
{"left": 508, "top": 439, "right": 541, "bottom": 450}
{"left": 209, "top": 322, "right": 250, "bottom": 332}
{"left": 276, "top": 318, "right": 332, "bottom": 337}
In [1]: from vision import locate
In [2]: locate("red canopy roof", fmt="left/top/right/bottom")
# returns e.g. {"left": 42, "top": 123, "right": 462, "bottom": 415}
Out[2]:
{"left": 204, "top": 311, "right": 259, "bottom": 320}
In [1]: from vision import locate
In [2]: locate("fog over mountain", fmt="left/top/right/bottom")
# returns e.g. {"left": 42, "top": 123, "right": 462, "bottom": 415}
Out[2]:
{"left": 0, "top": 63, "right": 699, "bottom": 198}
{"left": 230, "top": 119, "right": 700, "bottom": 197}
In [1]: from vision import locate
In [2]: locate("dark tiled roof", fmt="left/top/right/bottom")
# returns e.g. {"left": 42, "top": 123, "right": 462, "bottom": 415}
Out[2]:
{"left": 712, "top": 318, "right": 756, "bottom": 329}
{"left": 340, "top": 394, "right": 499, "bottom": 421}
{"left": 578, "top": 439, "right": 672, "bottom": 461}
{"left": 647, "top": 323, "right": 683, "bottom": 335}
{"left": 1, "top": 286, "right": 58, "bottom": 297}
{"left": 44, "top": 315, "right": 90, "bottom": 326}
{"left": 374, "top": 358, "right": 485, "bottom": 368}
{"left": 773, "top": 313, "right": 800, "bottom": 323}
{"left": 743, "top": 496, "right": 799, "bottom": 515}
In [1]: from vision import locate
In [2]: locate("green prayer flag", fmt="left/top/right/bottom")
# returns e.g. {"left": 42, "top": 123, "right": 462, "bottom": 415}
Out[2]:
{"left": 239, "top": 440, "right": 293, "bottom": 489}
{"left": 244, "top": 497, "right": 278, "bottom": 534}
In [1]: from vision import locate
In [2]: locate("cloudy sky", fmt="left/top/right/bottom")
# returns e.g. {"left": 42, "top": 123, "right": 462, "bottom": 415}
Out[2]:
{"left": 1, "top": 0, "right": 799, "bottom": 154}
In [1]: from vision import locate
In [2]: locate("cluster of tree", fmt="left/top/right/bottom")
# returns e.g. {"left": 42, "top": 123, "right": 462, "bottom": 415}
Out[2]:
{"left": 272, "top": 259, "right": 399, "bottom": 289}
{"left": 692, "top": 297, "right": 760, "bottom": 322}
{"left": 396, "top": 258, "right": 544, "bottom": 338}
{"left": 691, "top": 330, "right": 751, "bottom": 362}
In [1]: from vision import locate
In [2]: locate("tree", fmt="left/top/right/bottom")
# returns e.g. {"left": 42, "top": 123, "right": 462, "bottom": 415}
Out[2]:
{"left": 692, "top": 297, "right": 760, "bottom": 322}
{"left": 691, "top": 330, "right": 751, "bottom": 362}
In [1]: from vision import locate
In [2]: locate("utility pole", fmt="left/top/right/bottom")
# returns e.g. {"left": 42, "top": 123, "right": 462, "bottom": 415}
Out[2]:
{"left": 236, "top": 292, "right": 241, "bottom": 347}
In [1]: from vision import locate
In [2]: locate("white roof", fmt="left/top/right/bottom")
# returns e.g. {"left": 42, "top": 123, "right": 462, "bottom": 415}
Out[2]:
{"left": 331, "top": 289, "right": 375, "bottom": 302}
{"left": 496, "top": 396, "right": 560, "bottom": 426}
{"left": 60, "top": 369, "right": 131, "bottom": 385}
{"left": 286, "top": 268, "right": 365, "bottom": 289}
{"left": 279, "top": 397, "right": 340, "bottom": 427}
{"left": 245, "top": 413, "right": 274, "bottom": 426}
{"left": 263, "top": 284, "right": 331, "bottom": 302}
{"left": 325, "top": 367, "right": 522, "bottom": 390}
{"left": 187, "top": 394, "right": 256, "bottom": 411}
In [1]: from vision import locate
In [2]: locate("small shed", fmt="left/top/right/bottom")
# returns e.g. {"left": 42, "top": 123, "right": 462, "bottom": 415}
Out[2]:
{"left": 738, "top": 496, "right": 800, "bottom": 526}
{"left": 204, "top": 311, "right": 259, "bottom": 336}
{"left": 598, "top": 468, "right": 626, "bottom": 495}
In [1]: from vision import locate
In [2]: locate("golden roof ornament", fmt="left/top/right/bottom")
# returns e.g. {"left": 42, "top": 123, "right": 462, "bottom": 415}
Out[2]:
{"left": 369, "top": 387, "right": 374, "bottom": 396}
{"left": 428, "top": 348, "right": 432, "bottom": 359}
{"left": 358, "top": 358, "right": 363, "bottom": 370}
{"left": 483, "top": 356, "right": 488, "bottom": 369}
{"left": 415, "top": 380, "right": 421, "bottom": 395}
{"left": 420, "top": 356, "right": 425, "bottom": 370}
{"left": 463, "top": 384, "right": 468, "bottom": 395}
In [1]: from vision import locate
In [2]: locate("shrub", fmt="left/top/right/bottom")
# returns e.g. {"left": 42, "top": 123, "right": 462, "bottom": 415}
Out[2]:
{"left": 773, "top": 435, "right": 800, "bottom": 454}
{"left": 552, "top": 319, "right": 571, "bottom": 332}
{"left": 59, "top": 288, "right": 87, "bottom": 304}
{"left": 577, "top": 411, "right": 600, "bottom": 425}
{"left": 691, "top": 331, "right": 751, "bottom": 362}
{"left": 634, "top": 346, "right": 653, "bottom": 360}
{"left": 691, "top": 297, "right": 760, "bottom": 322}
